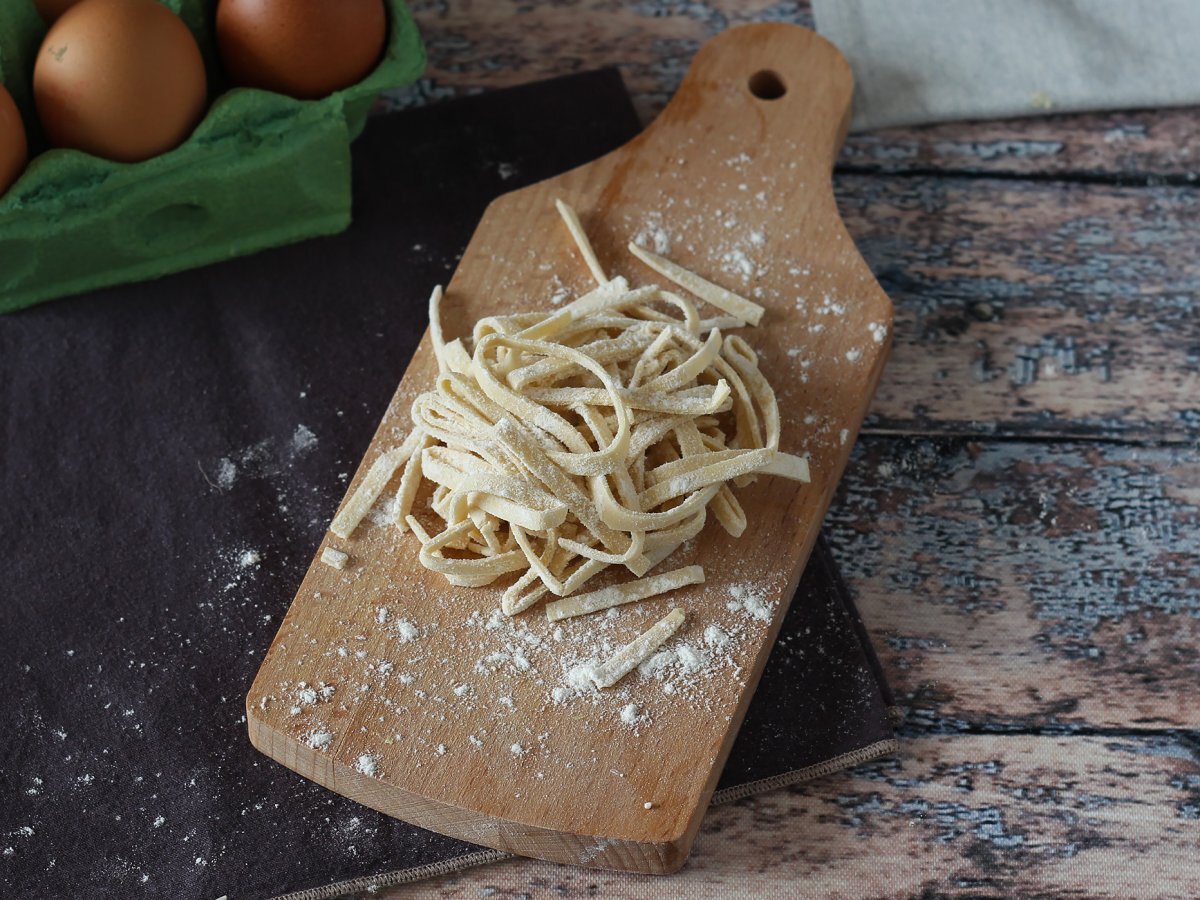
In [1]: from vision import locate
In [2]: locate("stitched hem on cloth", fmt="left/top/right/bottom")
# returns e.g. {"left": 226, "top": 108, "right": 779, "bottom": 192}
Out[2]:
{"left": 271, "top": 737, "right": 901, "bottom": 899}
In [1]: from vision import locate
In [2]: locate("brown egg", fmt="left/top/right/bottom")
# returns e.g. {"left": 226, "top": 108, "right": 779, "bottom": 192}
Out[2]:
{"left": 217, "top": 0, "right": 387, "bottom": 100}
{"left": 34, "top": 0, "right": 207, "bottom": 163}
{"left": 0, "top": 83, "right": 28, "bottom": 197}
{"left": 33, "top": 0, "right": 85, "bottom": 23}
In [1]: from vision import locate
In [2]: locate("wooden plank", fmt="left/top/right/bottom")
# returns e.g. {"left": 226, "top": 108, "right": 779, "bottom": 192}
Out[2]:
{"left": 829, "top": 437, "right": 1200, "bottom": 731}
{"left": 400, "top": 0, "right": 817, "bottom": 122}
{"left": 832, "top": 175, "right": 1200, "bottom": 441}
{"left": 402, "top": 0, "right": 1200, "bottom": 179}
{"left": 842, "top": 110, "right": 1200, "bottom": 180}
{"left": 395, "top": 734, "right": 1200, "bottom": 898}
{"left": 249, "top": 24, "right": 894, "bottom": 873}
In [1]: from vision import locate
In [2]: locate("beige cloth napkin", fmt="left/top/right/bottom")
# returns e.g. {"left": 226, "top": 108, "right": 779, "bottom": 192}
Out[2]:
{"left": 812, "top": 0, "right": 1200, "bottom": 131}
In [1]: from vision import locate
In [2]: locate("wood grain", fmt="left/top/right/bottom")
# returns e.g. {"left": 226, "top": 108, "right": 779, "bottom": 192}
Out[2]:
{"left": 398, "top": 0, "right": 1200, "bottom": 179}
{"left": 830, "top": 437, "right": 1200, "bottom": 731}
{"left": 842, "top": 110, "right": 1200, "bottom": 180}
{"left": 380, "top": 735, "right": 1200, "bottom": 899}
{"left": 250, "top": 23, "right": 894, "bottom": 873}
{"left": 835, "top": 176, "right": 1200, "bottom": 441}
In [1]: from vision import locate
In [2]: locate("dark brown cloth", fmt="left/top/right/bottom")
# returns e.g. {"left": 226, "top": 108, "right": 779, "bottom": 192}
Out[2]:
{"left": 0, "top": 70, "right": 894, "bottom": 900}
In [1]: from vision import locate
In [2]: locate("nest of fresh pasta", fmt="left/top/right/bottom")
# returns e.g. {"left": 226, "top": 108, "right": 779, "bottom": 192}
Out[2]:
{"left": 325, "top": 200, "right": 810, "bottom": 688}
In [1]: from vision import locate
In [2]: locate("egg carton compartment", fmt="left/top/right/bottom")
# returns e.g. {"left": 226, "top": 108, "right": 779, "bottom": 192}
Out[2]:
{"left": 0, "top": 0, "right": 424, "bottom": 313}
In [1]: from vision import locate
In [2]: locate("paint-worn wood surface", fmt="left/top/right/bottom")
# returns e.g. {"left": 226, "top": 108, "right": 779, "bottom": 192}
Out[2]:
{"left": 338, "top": 1, "right": 1200, "bottom": 897}
{"left": 393, "top": 0, "right": 1200, "bottom": 180}
{"left": 249, "top": 24, "right": 894, "bottom": 874}
{"left": 393, "top": 736, "right": 1200, "bottom": 898}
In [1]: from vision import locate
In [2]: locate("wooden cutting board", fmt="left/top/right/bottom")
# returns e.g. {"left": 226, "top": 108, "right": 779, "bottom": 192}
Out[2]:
{"left": 247, "top": 23, "right": 892, "bottom": 875}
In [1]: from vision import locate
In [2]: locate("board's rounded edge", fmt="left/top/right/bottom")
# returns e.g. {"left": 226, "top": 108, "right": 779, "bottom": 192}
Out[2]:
{"left": 246, "top": 694, "right": 701, "bottom": 874}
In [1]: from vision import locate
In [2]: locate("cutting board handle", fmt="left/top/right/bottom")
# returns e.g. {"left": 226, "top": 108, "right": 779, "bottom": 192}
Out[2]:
{"left": 645, "top": 23, "right": 855, "bottom": 173}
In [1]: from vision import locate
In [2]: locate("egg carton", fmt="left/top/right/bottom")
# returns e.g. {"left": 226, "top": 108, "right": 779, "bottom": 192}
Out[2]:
{"left": 0, "top": 0, "right": 425, "bottom": 313}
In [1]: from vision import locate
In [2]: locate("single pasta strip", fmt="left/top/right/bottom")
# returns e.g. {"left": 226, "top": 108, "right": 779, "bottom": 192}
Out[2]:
{"left": 523, "top": 381, "right": 731, "bottom": 417}
{"left": 641, "top": 510, "right": 708, "bottom": 571}
{"left": 320, "top": 547, "right": 348, "bottom": 570}
{"left": 710, "top": 484, "right": 747, "bottom": 537}
{"left": 628, "top": 242, "right": 765, "bottom": 326}
{"left": 428, "top": 285, "right": 449, "bottom": 373}
{"left": 391, "top": 446, "right": 426, "bottom": 532}
{"left": 556, "top": 198, "right": 607, "bottom": 285}
{"left": 516, "top": 307, "right": 575, "bottom": 342}
{"left": 557, "top": 528, "right": 645, "bottom": 568}
{"left": 589, "top": 607, "right": 686, "bottom": 688}
{"left": 762, "top": 452, "right": 811, "bottom": 483}
{"left": 639, "top": 448, "right": 774, "bottom": 510}
{"left": 545, "top": 565, "right": 703, "bottom": 622}
{"left": 564, "top": 282, "right": 657, "bottom": 319}
{"left": 594, "top": 475, "right": 721, "bottom": 531}
{"left": 511, "top": 524, "right": 566, "bottom": 596}
{"left": 441, "top": 338, "right": 473, "bottom": 374}
{"left": 502, "top": 568, "right": 547, "bottom": 616}
{"left": 698, "top": 315, "right": 746, "bottom": 331}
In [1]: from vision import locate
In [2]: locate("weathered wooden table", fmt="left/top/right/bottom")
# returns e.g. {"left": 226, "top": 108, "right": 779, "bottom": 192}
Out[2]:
{"left": 367, "top": 2, "right": 1200, "bottom": 896}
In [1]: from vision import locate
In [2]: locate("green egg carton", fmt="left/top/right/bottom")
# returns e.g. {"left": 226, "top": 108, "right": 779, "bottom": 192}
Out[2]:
{"left": 0, "top": 0, "right": 425, "bottom": 313}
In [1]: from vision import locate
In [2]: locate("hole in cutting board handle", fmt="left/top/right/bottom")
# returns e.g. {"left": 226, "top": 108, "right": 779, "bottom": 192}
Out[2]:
{"left": 748, "top": 69, "right": 787, "bottom": 100}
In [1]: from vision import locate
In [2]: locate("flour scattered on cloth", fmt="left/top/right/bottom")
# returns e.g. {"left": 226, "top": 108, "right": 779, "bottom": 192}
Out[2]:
{"left": 291, "top": 424, "right": 319, "bottom": 455}
{"left": 203, "top": 425, "right": 323, "bottom": 526}
{"left": 215, "top": 458, "right": 238, "bottom": 489}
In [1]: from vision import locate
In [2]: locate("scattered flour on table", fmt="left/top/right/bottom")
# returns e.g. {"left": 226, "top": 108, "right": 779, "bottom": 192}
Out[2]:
{"left": 291, "top": 424, "right": 318, "bottom": 455}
